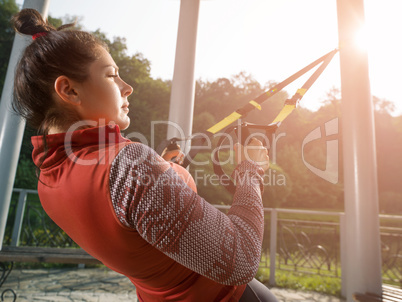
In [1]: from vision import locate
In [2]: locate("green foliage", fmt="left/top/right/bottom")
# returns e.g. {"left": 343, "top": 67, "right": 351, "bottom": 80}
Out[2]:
{"left": 380, "top": 191, "right": 402, "bottom": 214}
{"left": 375, "top": 102, "right": 402, "bottom": 201}
{"left": 47, "top": 15, "right": 63, "bottom": 28}
{"left": 256, "top": 267, "right": 342, "bottom": 296}
{"left": 14, "top": 157, "right": 37, "bottom": 189}
{"left": 274, "top": 271, "right": 342, "bottom": 296}
{"left": 0, "top": 0, "right": 19, "bottom": 96}
{"left": 262, "top": 164, "right": 292, "bottom": 208}
{"left": 14, "top": 127, "right": 37, "bottom": 190}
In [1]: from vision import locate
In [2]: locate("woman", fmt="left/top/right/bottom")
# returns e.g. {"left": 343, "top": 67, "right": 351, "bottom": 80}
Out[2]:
{"left": 12, "top": 8, "right": 277, "bottom": 302}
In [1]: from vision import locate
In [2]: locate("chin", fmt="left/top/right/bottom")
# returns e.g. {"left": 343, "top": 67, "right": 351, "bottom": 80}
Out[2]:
{"left": 119, "top": 119, "right": 130, "bottom": 131}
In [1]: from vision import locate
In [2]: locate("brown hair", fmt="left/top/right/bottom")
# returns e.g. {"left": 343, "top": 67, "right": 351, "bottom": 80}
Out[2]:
{"left": 12, "top": 8, "right": 108, "bottom": 134}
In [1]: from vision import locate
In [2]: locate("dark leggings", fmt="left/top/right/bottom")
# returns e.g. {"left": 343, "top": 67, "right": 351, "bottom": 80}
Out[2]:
{"left": 239, "top": 278, "right": 279, "bottom": 302}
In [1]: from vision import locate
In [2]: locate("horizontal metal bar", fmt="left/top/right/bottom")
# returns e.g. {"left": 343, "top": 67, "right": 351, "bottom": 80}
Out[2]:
{"left": 12, "top": 188, "right": 38, "bottom": 194}
{"left": 214, "top": 204, "right": 346, "bottom": 217}
{"left": 379, "top": 214, "right": 402, "bottom": 220}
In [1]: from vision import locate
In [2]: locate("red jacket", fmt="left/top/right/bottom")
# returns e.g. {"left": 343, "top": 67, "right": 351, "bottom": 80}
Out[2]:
{"left": 32, "top": 126, "right": 265, "bottom": 301}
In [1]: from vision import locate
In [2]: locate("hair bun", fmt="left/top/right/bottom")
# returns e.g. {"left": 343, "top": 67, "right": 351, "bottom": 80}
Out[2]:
{"left": 12, "top": 8, "right": 54, "bottom": 36}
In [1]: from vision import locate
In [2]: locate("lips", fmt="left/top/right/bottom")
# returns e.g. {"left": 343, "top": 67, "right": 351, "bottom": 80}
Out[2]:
{"left": 122, "top": 103, "right": 129, "bottom": 113}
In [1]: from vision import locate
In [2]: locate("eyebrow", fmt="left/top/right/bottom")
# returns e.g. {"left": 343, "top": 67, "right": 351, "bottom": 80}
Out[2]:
{"left": 102, "top": 65, "right": 119, "bottom": 71}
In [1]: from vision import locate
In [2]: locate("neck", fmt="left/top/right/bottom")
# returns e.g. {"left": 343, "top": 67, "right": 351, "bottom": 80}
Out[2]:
{"left": 47, "top": 126, "right": 66, "bottom": 135}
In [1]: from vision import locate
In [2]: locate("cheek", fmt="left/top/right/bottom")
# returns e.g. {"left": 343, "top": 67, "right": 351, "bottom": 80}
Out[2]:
{"left": 93, "top": 85, "right": 119, "bottom": 106}
{"left": 103, "top": 83, "right": 122, "bottom": 102}
{"left": 82, "top": 79, "right": 122, "bottom": 112}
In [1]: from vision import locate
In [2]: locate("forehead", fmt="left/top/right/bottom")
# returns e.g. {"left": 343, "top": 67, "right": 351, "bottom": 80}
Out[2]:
{"left": 92, "top": 47, "right": 117, "bottom": 69}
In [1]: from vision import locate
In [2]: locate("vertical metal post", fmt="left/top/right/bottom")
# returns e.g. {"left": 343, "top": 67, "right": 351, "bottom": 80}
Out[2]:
{"left": 269, "top": 209, "right": 277, "bottom": 286}
{"left": 167, "top": 0, "right": 200, "bottom": 150}
{"left": 336, "top": 0, "right": 382, "bottom": 299}
{"left": 10, "top": 190, "right": 28, "bottom": 247}
{"left": 339, "top": 214, "right": 347, "bottom": 298}
{"left": 0, "top": 0, "right": 50, "bottom": 250}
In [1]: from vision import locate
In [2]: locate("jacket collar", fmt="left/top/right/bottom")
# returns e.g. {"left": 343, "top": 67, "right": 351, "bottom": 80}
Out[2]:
{"left": 31, "top": 125, "right": 130, "bottom": 169}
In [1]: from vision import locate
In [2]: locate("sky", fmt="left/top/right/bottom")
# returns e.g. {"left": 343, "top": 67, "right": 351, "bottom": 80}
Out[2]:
{"left": 16, "top": 0, "right": 402, "bottom": 115}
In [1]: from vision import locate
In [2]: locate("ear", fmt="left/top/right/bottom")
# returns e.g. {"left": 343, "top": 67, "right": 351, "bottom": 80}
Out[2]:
{"left": 54, "top": 76, "right": 81, "bottom": 106}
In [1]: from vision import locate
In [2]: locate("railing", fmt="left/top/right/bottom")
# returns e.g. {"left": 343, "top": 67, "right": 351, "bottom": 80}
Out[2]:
{"left": 3, "top": 189, "right": 402, "bottom": 294}
{"left": 380, "top": 214, "right": 402, "bottom": 287}
{"left": 215, "top": 205, "right": 348, "bottom": 295}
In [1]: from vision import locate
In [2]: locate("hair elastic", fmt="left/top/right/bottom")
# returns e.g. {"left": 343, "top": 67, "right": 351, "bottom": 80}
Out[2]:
{"left": 32, "top": 32, "right": 48, "bottom": 40}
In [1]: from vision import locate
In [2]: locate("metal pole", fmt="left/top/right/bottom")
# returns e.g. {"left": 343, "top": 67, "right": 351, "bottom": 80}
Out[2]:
{"left": 336, "top": 0, "right": 382, "bottom": 299}
{"left": 0, "top": 0, "right": 50, "bottom": 250}
{"left": 269, "top": 209, "right": 277, "bottom": 286}
{"left": 339, "top": 214, "right": 347, "bottom": 298}
{"left": 10, "top": 190, "right": 28, "bottom": 247}
{"left": 167, "top": 0, "right": 200, "bottom": 150}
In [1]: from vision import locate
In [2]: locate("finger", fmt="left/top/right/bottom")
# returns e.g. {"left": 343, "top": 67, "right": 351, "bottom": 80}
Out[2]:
{"left": 162, "top": 150, "right": 183, "bottom": 161}
{"left": 257, "top": 155, "right": 270, "bottom": 171}
{"left": 245, "top": 145, "right": 268, "bottom": 154}
{"left": 176, "top": 153, "right": 185, "bottom": 165}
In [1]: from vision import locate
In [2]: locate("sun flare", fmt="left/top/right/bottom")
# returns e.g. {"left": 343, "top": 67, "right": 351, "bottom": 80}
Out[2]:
{"left": 354, "top": 25, "right": 369, "bottom": 52}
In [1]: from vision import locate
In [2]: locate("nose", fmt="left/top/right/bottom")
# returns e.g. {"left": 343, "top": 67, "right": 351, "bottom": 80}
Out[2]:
{"left": 120, "top": 78, "right": 133, "bottom": 98}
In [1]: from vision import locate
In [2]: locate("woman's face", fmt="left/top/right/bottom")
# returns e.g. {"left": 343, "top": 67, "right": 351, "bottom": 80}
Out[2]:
{"left": 76, "top": 46, "right": 133, "bottom": 130}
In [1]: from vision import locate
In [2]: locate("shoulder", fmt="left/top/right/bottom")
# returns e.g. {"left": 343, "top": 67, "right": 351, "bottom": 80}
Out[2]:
{"left": 109, "top": 142, "right": 171, "bottom": 186}
{"left": 112, "top": 142, "right": 168, "bottom": 170}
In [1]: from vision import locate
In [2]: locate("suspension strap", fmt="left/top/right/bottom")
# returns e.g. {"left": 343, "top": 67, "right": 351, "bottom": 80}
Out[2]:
{"left": 206, "top": 48, "right": 338, "bottom": 134}
{"left": 271, "top": 49, "right": 338, "bottom": 125}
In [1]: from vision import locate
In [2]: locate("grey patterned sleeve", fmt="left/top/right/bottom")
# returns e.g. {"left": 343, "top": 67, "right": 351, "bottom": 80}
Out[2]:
{"left": 109, "top": 143, "right": 265, "bottom": 286}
